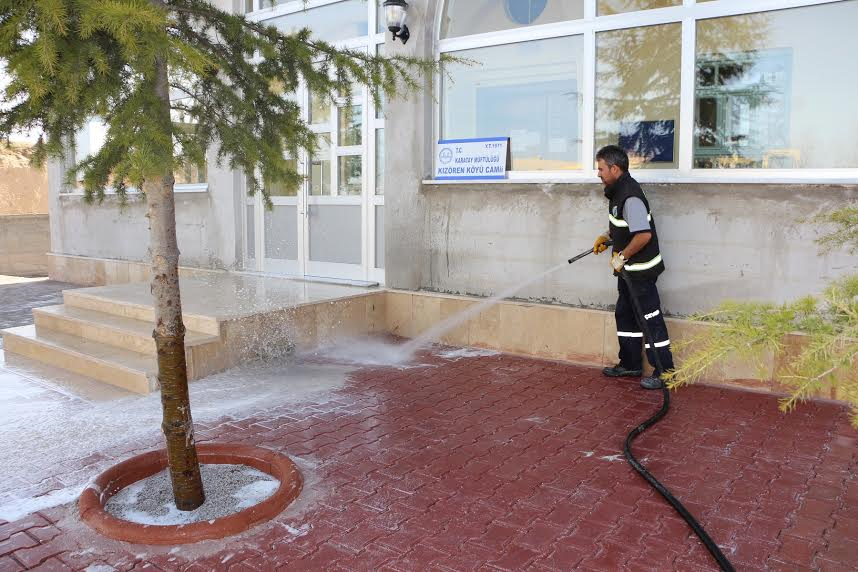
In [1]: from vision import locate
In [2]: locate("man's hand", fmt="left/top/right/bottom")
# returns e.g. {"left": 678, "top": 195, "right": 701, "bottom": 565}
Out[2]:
{"left": 611, "top": 252, "right": 626, "bottom": 272}
{"left": 593, "top": 234, "right": 610, "bottom": 255}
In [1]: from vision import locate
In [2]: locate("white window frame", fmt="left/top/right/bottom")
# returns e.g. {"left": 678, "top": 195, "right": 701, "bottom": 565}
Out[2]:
{"left": 434, "top": 0, "right": 858, "bottom": 185}
{"left": 243, "top": 0, "right": 386, "bottom": 284}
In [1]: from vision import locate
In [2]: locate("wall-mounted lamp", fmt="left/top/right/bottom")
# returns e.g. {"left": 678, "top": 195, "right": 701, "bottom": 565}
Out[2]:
{"left": 383, "top": 0, "right": 410, "bottom": 44}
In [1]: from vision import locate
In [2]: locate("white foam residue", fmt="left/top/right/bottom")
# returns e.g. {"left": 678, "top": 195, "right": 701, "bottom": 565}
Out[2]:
{"left": 436, "top": 347, "right": 499, "bottom": 360}
{"left": 234, "top": 479, "right": 279, "bottom": 509}
{"left": 84, "top": 565, "right": 116, "bottom": 572}
{"left": 221, "top": 554, "right": 234, "bottom": 564}
{"left": 282, "top": 523, "right": 312, "bottom": 537}
{"left": 581, "top": 451, "right": 595, "bottom": 458}
{"left": 599, "top": 454, "right": 625, "bottom": 463}
{"left": 0, "top": 354, "right": 354, "bottom": 521}
{"left": 0, "top": 486, "right": 83, "bottom": 522}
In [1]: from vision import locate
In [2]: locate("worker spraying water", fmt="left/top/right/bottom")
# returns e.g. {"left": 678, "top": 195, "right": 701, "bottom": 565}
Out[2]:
{"left": 592, "top": 145, "right": 674, "bottom": 390}
{"left": 570, "top": 145, "right": 735, "bottom": 572}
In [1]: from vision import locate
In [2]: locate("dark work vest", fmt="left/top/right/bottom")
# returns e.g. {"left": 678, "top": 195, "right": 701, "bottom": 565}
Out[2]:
{"left": 605, "top": 172, "right": 665, "bottom": 281}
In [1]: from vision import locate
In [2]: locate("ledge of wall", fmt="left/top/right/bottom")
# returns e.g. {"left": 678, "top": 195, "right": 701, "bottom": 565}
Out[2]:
{"left": 383, "top": 289, "right": 840, "bottom": 403}
{"left": 0, "top": 214, "right": 50, "bottom": 276}
{"left": 47, "top": 253, "right": 227, "bottom": 286}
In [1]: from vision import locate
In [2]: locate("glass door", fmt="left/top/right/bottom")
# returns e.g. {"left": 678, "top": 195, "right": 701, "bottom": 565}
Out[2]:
{"left": 302, "top": 86, "right": 367, "bottom": 281}
{"left": 242, "top": 0, "right": 385, "bottom": 284}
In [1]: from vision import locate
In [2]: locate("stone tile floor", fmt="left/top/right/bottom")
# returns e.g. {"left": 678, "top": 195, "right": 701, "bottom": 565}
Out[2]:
{"left": 0, "top": 277, "right": 72, "bottom": 341}
{"left": 0, "top": 342, "right": 856, "bottom": 572}
{"left": 0, "top": 276, "right": 856, "bottom": 571}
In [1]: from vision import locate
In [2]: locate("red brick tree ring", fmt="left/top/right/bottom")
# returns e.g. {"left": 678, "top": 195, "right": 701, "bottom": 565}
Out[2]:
{"left": 79, "top": 444, "right": 302, "bottom": 545}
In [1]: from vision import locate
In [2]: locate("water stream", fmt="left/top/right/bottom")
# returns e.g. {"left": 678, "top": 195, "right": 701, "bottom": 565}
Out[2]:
{"left": 398, "top": 261, "right": 569, "bottom": 357}
{"left": 311, "top": 261, "right": 572, "bottom": 368}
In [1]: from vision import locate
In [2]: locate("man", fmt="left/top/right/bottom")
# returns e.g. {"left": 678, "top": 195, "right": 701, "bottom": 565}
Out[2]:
{"left": 592, "top": 145, "right": 674, "bottom": 390}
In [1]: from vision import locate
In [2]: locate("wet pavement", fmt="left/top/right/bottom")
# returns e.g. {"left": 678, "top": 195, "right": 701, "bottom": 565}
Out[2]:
{"left": 0, "top": 277, "right": 72, "bottom": 342}
{"left": 0, "top": 332, "right": 856, "bottom": 571}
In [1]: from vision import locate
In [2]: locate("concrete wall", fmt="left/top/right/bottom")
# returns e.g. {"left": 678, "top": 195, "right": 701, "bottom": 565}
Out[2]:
{"left": 0, "top": 215, "right": 50, "bottom": 276}
{"left": 47, "top": 145, "right": 242, "bottom": 273}
{"left": 383, "top": 0, "right": 439, "bottom": 290}
{"left": 415, "top": 182, "right": 857, "bottom": 316}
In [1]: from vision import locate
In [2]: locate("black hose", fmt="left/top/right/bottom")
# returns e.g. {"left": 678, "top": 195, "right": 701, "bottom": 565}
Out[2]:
{"left": 619, "top": 270, "right": 735, "bottom": 572}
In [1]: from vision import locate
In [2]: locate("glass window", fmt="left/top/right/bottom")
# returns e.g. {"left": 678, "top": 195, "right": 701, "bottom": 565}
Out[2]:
{"left": 377, "top": 0, "right": 386, "bottom": 34}
{"left": 338, "top": 155, "right": 362, "bottom": 196}
{"left": 265, "top": 158, "right": 298, "bottom": 196}
{"left": 73, "top": 118, "right": 107, "bottom": 166}
{"left": 441, "top": 0, "right": 584, "bottom": 39}
{"left": 695, "top": 2, "right": 858, "bottom": 169}
{"left": 375, "top": 45, "right": 385, "bottom": 119}
{"left": 596, "top": 23, "right": 681, "bottom": 169}
{"left": 375, "top": 129, "right": 384, "bottom": 195}
{"left": 309, "top": 134, "right": 331, "bottom": 196}
{"left": 442, "top": 36, "right": 584, "bottom": 171}
{"left": 338, "top": 105, "right": 363, "bottom": 146}
{"left": 598, "top": 0, "right": 680, "bottom": 16}
{"left": 172, "top": 121, "right": 207, "bottom": 185}
{"left": 246, "top": 204, "right": 255, "bottom": 260}
{"left": 310, "top": 91, "right": 330, "bottom": 125}
{"left": 268, "top": 0, "right": 369, "bottom": 41}
{"left": 245, "top": 0, "right": 255, "bottom": 14}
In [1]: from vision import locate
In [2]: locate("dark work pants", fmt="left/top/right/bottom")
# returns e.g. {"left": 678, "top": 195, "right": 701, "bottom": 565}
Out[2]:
{"left": 615, "top": 276, "right": 675, "bottom": 375}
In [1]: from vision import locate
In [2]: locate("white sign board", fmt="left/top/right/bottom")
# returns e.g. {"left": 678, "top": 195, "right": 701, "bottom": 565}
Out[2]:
{"left": 435, "top": 137, "right": 511, "bottom": 181}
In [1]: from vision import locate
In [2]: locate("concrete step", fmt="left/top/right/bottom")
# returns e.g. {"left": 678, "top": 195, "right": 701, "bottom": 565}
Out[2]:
{"left": 33, "top": 305, "right": 220, "bottom": 356}
{"left": 1, "top": 324, "right": 156, "bottom": 394}
{"left": 62, "top": 290, "right": 220, "bottom": 336}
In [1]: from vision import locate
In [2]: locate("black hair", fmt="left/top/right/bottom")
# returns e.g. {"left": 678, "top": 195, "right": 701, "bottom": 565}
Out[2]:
{"left": 596, "top": 145, "right": 629, "bottom": 173}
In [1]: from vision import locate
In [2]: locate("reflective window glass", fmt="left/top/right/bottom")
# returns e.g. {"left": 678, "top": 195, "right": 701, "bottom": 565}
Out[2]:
{"left": 441, "top": 0, "right": 584, "bottom": 39}
{"left": 267, "top": 0, "right": 368, "bottom": 41}
{"left": 338, "top": 105, "right": 363, "bottom": 146}
{"left": 246, "top": 204, "right": 255, "bottom": 260}
{"left": 442, "top": 36, "right": 585, "bottom": 171}
{"left": 695, "top": 1, "right": 858, "bottom": 169}
{"left": 265, "top": 158, "right": 298, "bottom": 196}
{"left": 598, "top": 0, "right": 680, "bottom": 16}
{"left": 172, "top": 120, "right": 207, "bottom": 185}
{"left": 310, "top": 91, "right": 330, "bottom": 125}
{"left": 338, "top": 155, "right": 362, "bottom": 196}
{"left": 309, "top": 134, "right": 331, "bottom": 196}
{"left": 596, "top": 23, "right": 681, "bottom": 169}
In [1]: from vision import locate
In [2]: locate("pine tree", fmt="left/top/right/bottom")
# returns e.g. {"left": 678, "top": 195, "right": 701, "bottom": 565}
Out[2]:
{"left": 667, "top": 207, "right": 858, "bottom": 428}
{"left": 0, "top": 0, "right": 445, "bottom": 510}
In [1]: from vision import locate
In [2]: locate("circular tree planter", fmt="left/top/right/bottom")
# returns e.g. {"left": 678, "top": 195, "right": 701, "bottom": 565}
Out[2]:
{"left": 79, "top": 444, "right": 302, "bottom": 545}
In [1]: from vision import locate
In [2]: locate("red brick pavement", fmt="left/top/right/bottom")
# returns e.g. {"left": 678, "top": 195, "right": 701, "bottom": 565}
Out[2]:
{"left": 1, "top": 350, "right": 856, "bottom": 571}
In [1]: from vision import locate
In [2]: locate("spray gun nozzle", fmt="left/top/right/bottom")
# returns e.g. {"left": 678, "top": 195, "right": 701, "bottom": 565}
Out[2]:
{"left": 568, "top": 240, "right": 612, "bottom": 265}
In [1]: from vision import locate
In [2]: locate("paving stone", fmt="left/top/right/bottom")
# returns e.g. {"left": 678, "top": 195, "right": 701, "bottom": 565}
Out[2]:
{"left": 1, "top": 335, "right": 856, "bottom": 571}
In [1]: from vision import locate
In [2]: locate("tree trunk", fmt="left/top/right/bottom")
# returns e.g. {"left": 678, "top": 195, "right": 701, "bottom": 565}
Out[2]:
{"left": 145, "top": 11, "right": 205, "bottom": 511}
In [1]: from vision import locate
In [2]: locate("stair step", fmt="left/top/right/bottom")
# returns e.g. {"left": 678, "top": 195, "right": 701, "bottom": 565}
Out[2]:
{"left": 63, "top": 290, "right": 220, "bottom": 336}
{"left": 1, "top": 325, "right": 156, "bottom": 394}
{"left": 33, "top": 305, "right": 220, "bottom": 356}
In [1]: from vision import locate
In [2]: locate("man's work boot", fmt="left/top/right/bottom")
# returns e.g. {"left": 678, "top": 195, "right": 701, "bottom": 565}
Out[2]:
{"left": 640, "top": 375, "right": 664, "bottom": 390}
{"left": 602, "top": 364, "right": 643, "bottom": 378}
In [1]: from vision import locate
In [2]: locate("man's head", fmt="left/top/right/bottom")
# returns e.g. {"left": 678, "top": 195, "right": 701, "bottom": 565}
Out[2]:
{"left": 596, "top": 145, "right": 629, "bottom": 187}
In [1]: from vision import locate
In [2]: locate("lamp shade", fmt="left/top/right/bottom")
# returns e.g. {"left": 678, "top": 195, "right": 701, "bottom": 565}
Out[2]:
{"left": 383, "top": 0, "right": 408, "bottom": 31}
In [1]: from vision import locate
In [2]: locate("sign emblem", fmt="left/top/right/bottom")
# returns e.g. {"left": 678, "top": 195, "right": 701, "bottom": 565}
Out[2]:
{"left": 439, "top": 147, "right": 453, "bottom": 164}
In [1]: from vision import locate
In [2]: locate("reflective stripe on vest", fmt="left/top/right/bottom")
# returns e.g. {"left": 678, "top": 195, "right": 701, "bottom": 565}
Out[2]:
{"left": 625, "top": 254, "right": 663, "bottom": 272}
{"left": 609, "top": 213, "right": 653, "bottom": 228}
